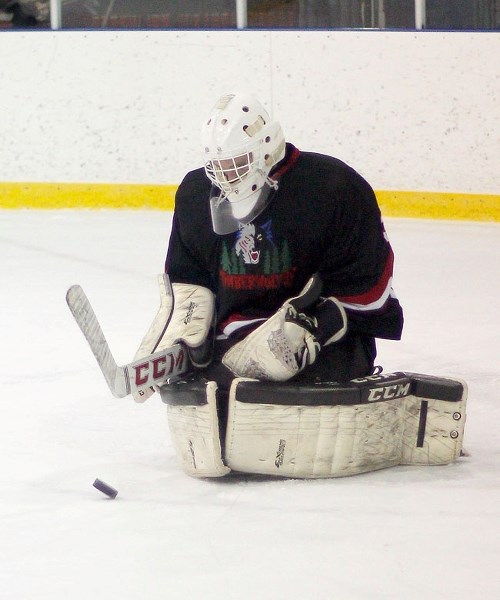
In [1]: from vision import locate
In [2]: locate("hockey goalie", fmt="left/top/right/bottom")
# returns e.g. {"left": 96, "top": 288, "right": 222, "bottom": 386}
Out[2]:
{"left": 69, "top": 92, "right": 467, "bottom": 478}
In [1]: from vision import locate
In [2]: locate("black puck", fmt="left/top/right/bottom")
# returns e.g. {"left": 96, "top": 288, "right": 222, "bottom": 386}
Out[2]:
{"left": 93, "top": 478, "right": 118, "bottom": 499}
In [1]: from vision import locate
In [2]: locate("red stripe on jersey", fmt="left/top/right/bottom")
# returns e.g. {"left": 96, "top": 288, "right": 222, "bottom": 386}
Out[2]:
{"left": 218, "top": 313, "right": 268, "bottom": 337}
{"left": 270, "top": 146, "right": 300, "bottom": 181}
{"left": 337, "top": 249, "right": 394, "bottom": 308}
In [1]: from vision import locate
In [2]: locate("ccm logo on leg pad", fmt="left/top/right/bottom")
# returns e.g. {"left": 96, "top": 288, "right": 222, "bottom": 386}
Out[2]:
{"left": 366, "top": 381, "right": 411, "bottom": 402}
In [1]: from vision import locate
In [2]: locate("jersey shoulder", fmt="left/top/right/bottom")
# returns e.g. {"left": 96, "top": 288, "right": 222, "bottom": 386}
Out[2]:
{"left": 285, "top": 149, "right": 379, "bottom": 216}
{"left": 296, "top": 150, "right": 371, "bottom": 189}
{"left": 174, "top": 167, "right": 212, "bottom": 222}
{"left": 176, "top": 167, "right": 211, "bottom": 202}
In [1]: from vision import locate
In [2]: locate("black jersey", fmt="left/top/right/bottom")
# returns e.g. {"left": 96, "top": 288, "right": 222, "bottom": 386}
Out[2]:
{"left": 166, "top": 144, "right": 403, "bottom": 342}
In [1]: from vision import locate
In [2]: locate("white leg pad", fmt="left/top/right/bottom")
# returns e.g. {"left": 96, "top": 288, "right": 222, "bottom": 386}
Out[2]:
{"left": 165, "top": 381, "right": 231, "bottom": 478}
{"left": 401, "top": 392, "right": 467, "bottom": 465}
{"left": 224, "top": 373, "right": 467, "bottom": 478}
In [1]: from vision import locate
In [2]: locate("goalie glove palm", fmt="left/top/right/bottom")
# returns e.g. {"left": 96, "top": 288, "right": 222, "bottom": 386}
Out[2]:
{"left": 223, "top": 275, "right": 347, "bottom": 382}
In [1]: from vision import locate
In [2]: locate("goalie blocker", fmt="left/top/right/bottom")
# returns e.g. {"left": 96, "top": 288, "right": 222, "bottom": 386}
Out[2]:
{"left": 160, "top": 371, "right": 467, "bottom": 478}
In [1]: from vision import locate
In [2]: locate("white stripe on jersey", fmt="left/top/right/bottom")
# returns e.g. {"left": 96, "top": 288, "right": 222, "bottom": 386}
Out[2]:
{"left": 339, "top": 278, "right": 395, "bottom": 312}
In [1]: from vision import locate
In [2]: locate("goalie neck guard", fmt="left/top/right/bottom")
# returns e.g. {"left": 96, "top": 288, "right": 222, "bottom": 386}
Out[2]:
{"left": 201, "top": 92, "right": 286, "bottom": 235}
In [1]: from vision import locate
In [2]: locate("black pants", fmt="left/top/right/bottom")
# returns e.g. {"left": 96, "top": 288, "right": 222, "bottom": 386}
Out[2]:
{"left": 200, "top": 331, "right": 376, "bottom": 392}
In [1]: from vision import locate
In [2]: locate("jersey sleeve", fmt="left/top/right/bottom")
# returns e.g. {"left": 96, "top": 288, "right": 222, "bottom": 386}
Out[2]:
{"left": 164, "top": 171, "right": 217, "bottom": 291}
{"left": 164, "top": 213, "right": 214, "bottom": 289}
{"left": 318, "top": 170, "right": 404, "bottom": 340}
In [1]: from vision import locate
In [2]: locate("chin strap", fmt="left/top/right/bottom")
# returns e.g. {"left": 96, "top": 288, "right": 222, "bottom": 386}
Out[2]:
{"left": 265, "top": 173, "right": 279, "bottom": 190}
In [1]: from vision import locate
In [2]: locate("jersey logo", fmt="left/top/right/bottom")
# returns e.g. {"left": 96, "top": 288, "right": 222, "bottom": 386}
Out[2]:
{"left": 219, "top": 219, "right": 296, "bottom": 290}
{"left": 235, "top": 223, "right": 260, "bottom": 265}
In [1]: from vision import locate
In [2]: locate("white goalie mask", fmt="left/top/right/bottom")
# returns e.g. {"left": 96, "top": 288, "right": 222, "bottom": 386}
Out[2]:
{"left": 201, "top": 93, "right": 286, "bottom": 235}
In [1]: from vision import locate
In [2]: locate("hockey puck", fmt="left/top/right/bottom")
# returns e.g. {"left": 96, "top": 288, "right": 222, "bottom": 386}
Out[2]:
{"left": 93, "top": 478, "right": 118, "bottom": 499}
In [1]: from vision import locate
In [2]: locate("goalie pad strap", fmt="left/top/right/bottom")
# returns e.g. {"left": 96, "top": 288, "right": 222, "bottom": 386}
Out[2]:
{"left": 224, "top": 372, "right": 467, "bottom": 478}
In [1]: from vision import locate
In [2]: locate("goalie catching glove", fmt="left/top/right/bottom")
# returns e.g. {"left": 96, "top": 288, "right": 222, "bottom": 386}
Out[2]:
{"left": 132, "top": 274, "right": 216, "bottom": 402}
{"left": 222, "top": 274, "right": 347, "bottom": 381}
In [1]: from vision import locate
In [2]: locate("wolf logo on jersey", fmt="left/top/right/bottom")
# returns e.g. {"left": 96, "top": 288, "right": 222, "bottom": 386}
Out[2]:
{"left": 235, "top": 223, "right": 260, "bottom": 265}
{"left": 219, "top": 219, "right": 296, "bottom": 291}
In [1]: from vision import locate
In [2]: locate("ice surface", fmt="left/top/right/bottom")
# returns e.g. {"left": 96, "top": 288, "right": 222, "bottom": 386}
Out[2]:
{"left": 0, "top": 211, "right": 499, "bottom": 599}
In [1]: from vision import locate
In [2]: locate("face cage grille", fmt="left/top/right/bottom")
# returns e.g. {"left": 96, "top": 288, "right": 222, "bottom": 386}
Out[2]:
{"left": 204, "top": 151, "right": 255, "bottom": 195}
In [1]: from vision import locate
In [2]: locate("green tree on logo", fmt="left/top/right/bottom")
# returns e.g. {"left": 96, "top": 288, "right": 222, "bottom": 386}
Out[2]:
{"left": 237, "top": 252, "right": 246, "bottom": 274}
{"left": 272, "top": 245, "right": 281, "bottom": 273}
{"left": 264, "top": 250, "right": 271, "bottom": 275}
{"left": 220, "top": 242, "right": 232, "bottom": 273}
{"left": 281, "top": 240, "right": 292, "bottom": 271}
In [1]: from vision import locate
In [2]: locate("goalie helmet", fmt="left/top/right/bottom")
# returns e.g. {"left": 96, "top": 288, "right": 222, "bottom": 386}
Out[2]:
{"left": 201, "top": 92, "right": 286, "bottom": 235}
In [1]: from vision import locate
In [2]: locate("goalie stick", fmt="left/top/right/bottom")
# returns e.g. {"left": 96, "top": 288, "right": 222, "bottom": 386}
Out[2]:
{"left": 66, "top": 285, "right": 191, "bottom": 398}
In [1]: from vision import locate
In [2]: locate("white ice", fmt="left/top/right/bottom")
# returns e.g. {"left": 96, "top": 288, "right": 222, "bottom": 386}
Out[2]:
{"left": 0, "top": 211, "right": 499, "bottom": 600}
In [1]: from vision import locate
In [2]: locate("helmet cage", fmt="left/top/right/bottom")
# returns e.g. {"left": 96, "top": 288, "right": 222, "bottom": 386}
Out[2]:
{"left": 204, "top": 150, "right": 256, "bottom": 196}
{"left": 201, "top": 93, "right": 286, "bottom": 233}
